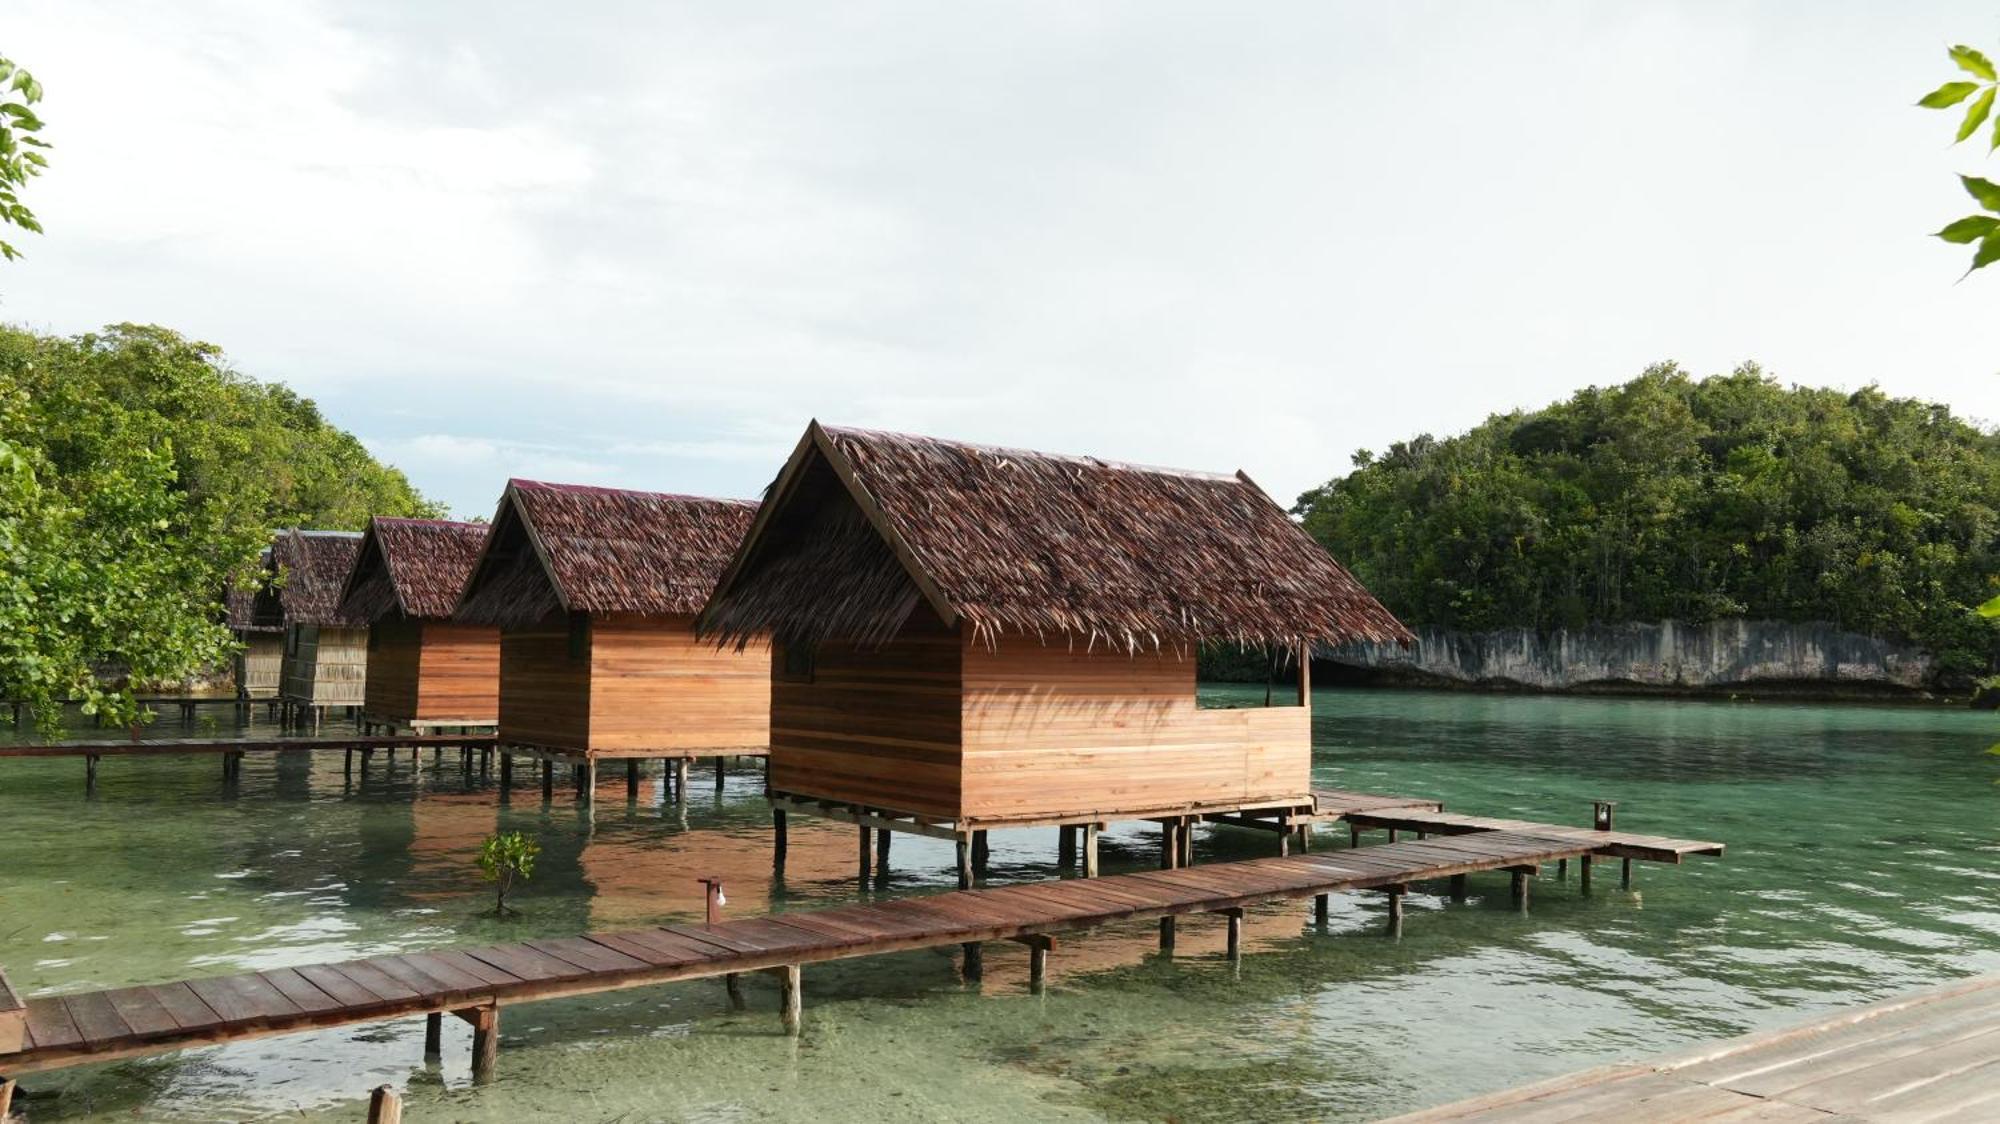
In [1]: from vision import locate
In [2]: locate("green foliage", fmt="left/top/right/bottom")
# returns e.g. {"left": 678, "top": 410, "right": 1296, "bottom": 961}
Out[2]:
{"left": 0, "top": 323, "right": 441, "bottom": 732}
{"left": 477, "top": 830, "right": 541, "bottom": 916}
{"left": 1918, "top": 43, "right": 2000, "bottom": 274}
{"left": 1294, "top": 365, "right": 2000, "bottom": 681}
{"left": 0, "top": 52, "right": 49, "bottom": 262}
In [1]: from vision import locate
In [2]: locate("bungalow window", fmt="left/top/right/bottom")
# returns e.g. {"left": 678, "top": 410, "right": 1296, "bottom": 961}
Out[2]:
{"left": 779, "top": 640, "right": 817, "bottom": 683}
{"left": 567, "top": 613, "right": 590, "bottom": 662}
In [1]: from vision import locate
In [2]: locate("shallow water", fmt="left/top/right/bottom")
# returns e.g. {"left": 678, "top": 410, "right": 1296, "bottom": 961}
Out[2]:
{"left": 1, "top": 688, "right": 1996, "bottom": 1121}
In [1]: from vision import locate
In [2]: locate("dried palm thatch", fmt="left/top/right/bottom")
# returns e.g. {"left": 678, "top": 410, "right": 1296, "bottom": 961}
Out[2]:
{"left": 338, "top": 518, "right": 489, "bottom": 623}
{"left": 456, "top": 479, "right": 758, "bottom": 629}
{"left": 702, "top": 422, "right": 1414, "bottom": 654}
{"left": 225, "top": 583, "right": 280, "bottom": 633}
{"left": 255, "top": 529, "right": 366, "bottom": 628}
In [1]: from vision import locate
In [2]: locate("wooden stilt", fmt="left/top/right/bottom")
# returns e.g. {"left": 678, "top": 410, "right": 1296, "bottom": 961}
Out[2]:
{"left": 1512, "top": 867, "right": 1531, "bottom": 909}
{"left": 1296, "top": 823, "right": 1312, "bottom": 854}
{"left": 1158, "top": 915, "right": 1176, "bottom": 953}
{"left": 467, "top": 1005, "right": 498, "bottom": 1082}
{"left": 972, "top": 829, "right": 990, "bottom": 875}
{"left": 85, "top": 753, "right": 98, "bottom": 793}
{"left": 874, "top": 824, "right": 891, "bottom": 872}
{"left": 1083, "top": 823, "right": 1100, "bottom": 878}
{"left": 858, "top": 824, "right": 873, "bottom": 882}
{"left": 1278, "top": 816, "right": 1290, "bottom": 857}
{"left": 773, "top": 808, "right": 789, "bottom": 869}
{"left": 423, "top": 1011, "right": 442, "bottom": 1060}
{"left": 1580, "top": 854, "right": 1593, "bottom": 893}
{"left": 956, "top": 836, "right": 974, "bottom": 889}
{"left": 1224, "top": 907, "right": 1244, "bottom": 961}
{"left": 1350, "top": 825, "right": 1361, "bottom": 848}
{"left": 1160, "top": 821, "right": 1179, "bottom": 870}
{"left": 674, "top": 758, "right": 689, "bottom": 803}
{"left": 1621, "top": 857, "right": 1633, "bottom": 889}
{"left": 1558, "top": 858, "right": 1568, "bottom": 879}
{"left": 778, "top": 964, "right": 801, "bottom": 1035}
{"left": 1182, "top": 817, "right": 1195, "bottom": 866}
{"left": 626, "top": 759, "right": 639, "bottom": 799}
{"left": 540, "top": 758, "right": 553, "bottom": 800}
{"left": 1057, "top": 825, "right": 1076, "bottom": 868}
{"left": 578, "top": 760, "right": 595, "bottom": 804}
{"left": 344, "top": 748, "right": 353, "bottom": 779}
{"left": 499, "top": 753, "right": 513, "bottom": 797}
{"left": 1, "top": 1075, "right": 14, "bottom": 1122}
{"left": 961, "top": 941, "right": 982, "bottom": 980}
{"left": 1023, "top": 935, "right": 1052, "bottom": 993}
{"left": 715, "top": 756, "right": 725, "bottom": 795}
{"left": 367, "top": 1084, "right": 402, "bottom": 1124}
{"left": 1450, "top": 873, "right": 1467, "bottom": 902}
{"left": 725, "top": 972, "right": 746, "bottom": 1010}
{"left": 1387, "top": 885, "right": 1405, "bottom": 937}
{"left": 1315, "top": 893, "right": 1330, "bottom": 929}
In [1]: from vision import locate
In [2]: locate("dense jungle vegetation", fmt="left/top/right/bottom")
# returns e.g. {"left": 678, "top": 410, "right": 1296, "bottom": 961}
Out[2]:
{"left": 1291, "top": 364, "right": 2000, "bottom": 680}
{"left": 0, "top": 323, "right": 439, "bottom": 729}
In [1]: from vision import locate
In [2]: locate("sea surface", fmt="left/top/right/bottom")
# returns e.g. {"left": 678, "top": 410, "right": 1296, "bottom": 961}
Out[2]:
{"left": 1, "top": 687, "right": 1995, "bottom": 1121}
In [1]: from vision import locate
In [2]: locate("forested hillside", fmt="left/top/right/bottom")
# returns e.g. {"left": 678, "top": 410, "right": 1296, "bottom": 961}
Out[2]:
{"left": 0, "top": 323, "right": 440, "bottom": 729}
{"left": 1293, "top": 365, "right": 2000, "bottom": 678}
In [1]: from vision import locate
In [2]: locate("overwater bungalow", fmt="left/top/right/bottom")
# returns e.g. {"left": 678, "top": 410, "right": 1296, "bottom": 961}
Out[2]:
{"left": 256, "top": 529, "right": 369, "bottom": 729}
{"left": 337, "top": 517, "right": 499, "bottom": 733}
{"left": 455, "top": 480, "right": 768, "bottom": 800}
{"left": 700, "top": 422, "right": 1413, "bottom": 884}
{"left": 224, "top": 552, "right": 283, "bottom": 702}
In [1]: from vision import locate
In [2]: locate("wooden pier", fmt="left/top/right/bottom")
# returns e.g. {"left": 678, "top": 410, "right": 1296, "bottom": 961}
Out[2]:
{"left": 0, "top": 824, "right": 1722, "bottom": 1091}
{"left": 0, "top": 734, "right": 496, "bottom": 790}
{"left": 1389, "top": 973, "right": 2000, "bottom": 1122}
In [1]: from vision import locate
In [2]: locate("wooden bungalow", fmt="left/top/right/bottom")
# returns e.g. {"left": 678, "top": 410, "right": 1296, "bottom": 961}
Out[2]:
{"left": 256, "top": 529, "right": 369, "bottom": 729}
{"left": 700, "top": 422, "right": 1413, "bottom": 884}
{"left": 225, "top": 554, "right": 283, "bottom": 702}
{"left": 455, "top": 480, "right": 768, "bottom": 801}
{"left": 337, "top": 517, "right": 500, "bottom": 733}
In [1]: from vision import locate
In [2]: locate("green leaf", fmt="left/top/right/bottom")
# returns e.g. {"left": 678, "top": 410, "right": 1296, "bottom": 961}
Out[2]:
{"left": 1973, "top": 231, "right": 2000, "bottom": 272}
{"left": 1981, "top": 593, "right": 2000, "bottom": 618}
{"left": 1953, "top": 45, "right": 1999, "bottom": 81}
{"left": 1960, "top": 87, "right": 1997, "bottom": 142}
{"left": 1936, "top": 215, "right": 2000, "bottom": 243}
{"left": 1920, "top": 81, "right": 1981, "bottom": 107}
{"left": 1963, "top": 175, "right": 2000, "bottom": 211}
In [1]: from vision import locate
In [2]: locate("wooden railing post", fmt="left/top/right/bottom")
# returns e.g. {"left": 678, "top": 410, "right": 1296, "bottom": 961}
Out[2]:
{"left": 367, "top": 1084, "right": 402, "bottom": 1123}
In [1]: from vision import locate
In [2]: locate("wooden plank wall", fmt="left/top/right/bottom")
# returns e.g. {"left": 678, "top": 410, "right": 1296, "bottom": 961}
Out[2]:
{"left": 767, "top": 616, "right": 963, "bottom": 818}
{"left": 957, "top": 639, "right": 1312, "bottom": 822}
{"left": 234, "top": 635, "right": 283, "bottom": 699}
{"left": 498, "top": 612, "right": 591, "bottom": 751}
{"left": 413, "top": 622, "right": 500, "bottom": 723}
{"left": 363, "top": 618, "right": 423, "bottom": 720}
{"left": 585, "top": 614, "right": 770, "bottom": 755}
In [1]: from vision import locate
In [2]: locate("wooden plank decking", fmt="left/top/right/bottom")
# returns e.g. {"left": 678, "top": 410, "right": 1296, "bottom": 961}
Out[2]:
{"left": 1343, "top": 807, "right": 1725, "bottom": 864}
{"left": 0, "top": 827, "right": 1717, "bottom": 1080}
{"left": 1388, "top": 974, "right": 2000, "bottom": 1122}
{"left": 0, "top": 734, "right": 493, "bottom": 760}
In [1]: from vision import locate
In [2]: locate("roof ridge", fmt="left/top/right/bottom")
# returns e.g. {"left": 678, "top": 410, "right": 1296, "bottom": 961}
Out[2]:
{"left": 821, "top": 424, "right": 1245, "bottom": 484}
{"left": 509, "top": 478, "right": 759, "bottom": 506}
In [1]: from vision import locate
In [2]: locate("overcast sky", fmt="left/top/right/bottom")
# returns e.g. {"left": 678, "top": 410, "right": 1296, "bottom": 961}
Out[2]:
{"left": 6, "top": 2, "right": 1998, "bottom": 517}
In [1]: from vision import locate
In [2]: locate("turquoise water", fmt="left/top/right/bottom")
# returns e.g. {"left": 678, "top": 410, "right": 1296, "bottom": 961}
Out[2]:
{"left": 0, "top": 688, "right": 1996, "bottom": 1121}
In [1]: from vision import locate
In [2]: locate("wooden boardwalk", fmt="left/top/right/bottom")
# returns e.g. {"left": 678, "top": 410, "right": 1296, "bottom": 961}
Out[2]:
{"left": 1342, "top": 807, "right": 1727, "bottom": 863}
{"left": 1389, "top": 974, "right": 2000, "bottom": 1122}
{"left": 0, "top": 826, "right": 1720, "bottom": 1086}
{"left": 0, "top": 734, "right": 497, "bottom": 790}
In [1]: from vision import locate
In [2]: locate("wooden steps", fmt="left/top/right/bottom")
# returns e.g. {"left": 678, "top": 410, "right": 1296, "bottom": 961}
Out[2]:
{"left": 0, "top": 827, "right": 1715, "bottom": 1080}
{"left": 1387, "top": 974, "right": 2000, "bottom": 1122}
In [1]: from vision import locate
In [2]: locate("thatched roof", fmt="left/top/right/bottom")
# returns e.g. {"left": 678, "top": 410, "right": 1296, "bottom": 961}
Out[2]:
{"left": 701, "top": 422, "right": 1414, "bottom": 653}
{"left": 338, "top": 518, "right": 489, "bottom": 622}
{"left": 254, "top": 529, "right": 366, "bottom": 628}
{"left": 225, "top": 552, "right": 281, "bottom": 634}
{"left": 456, "top": 479, "right": 759, "bottom": 628}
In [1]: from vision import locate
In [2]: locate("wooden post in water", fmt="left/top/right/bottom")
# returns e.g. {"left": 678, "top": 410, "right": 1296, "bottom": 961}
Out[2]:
{"left": 715, "top": 756, "right": 726, "bottom": 795}
{"left": 1019, "top": 935, "right": 1053, "bottom": 993}
{"left": 367, "top": 1085, "right": 402, "bottom": 1124}
{"left": 1160, "top": 821, "right": 1179, "bottom": 870}
{"left": 1511, "top": 866, "right": 1532, "bottom": 910}
{"left": 1082, "top": 823, "right": 1100, "bottom": 878}
{"left": 962, "top": 941, "right": 982, "bottom": 981}
{"left": 857, "top": 824, "right": 873, "bottom": 882}
{"left": 874, "top": 824, "right": 891, "bottom": 873}
{"left": 626, "top": 759, "right": 639, "bottom": 799}
{"left": 499, "top": 753, "right": 512, "bottom": 798}
{"left": 1057, "top": 825, "right": 1076, "bottom": 868}
{"left": 956, "top": 834, "right": 974, "bottom": 889}
{"left": 1449, "top": 873, "right": 1467, "bottom": 903}
{"left": 423, "top": 1012, "right": 442, "bottom": 1060}
{"left": 578, "top": 759, "right": 595, "bottom": 805}
{"left": 1621, "top": 858, "right": 1633, "bottom": 890}
{"left": 1181, "top": 817, "right": 1195, "bottom": 866}
{"left": 1315, "top": 893, "right": 1330, "bottom": 930}
{"left": 466, "top": 1005, "right": 498, "bottom": 1082}
{"left": 1386, "top": 884, "right": 1405, "bottom": 938}
{"left": 1159, "top": 914, "right": 1176, "bottom": 953}
{"left": 772, "top": 808, "right": 788, "bottom": 870}
{"left": 972, "top": 829, "right": 990, "bottom": 876}
{"left": 85, "top": 753, "right": 99, "bottom": 794}
{"left": 674, "top": 758, "right": 690, "bottom": 804}
{"left": 1223, "top": 907, "right": 1245, "bottom": 961}
{"left": 540, "top": 759, "right": 553, "bottom": 801}
{"left": 777, "top": 964, "right": 801, "bottom": 1035}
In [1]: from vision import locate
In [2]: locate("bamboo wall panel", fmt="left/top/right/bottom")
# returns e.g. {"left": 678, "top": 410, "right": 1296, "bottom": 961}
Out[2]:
{"left": 768, "top": 620, "right": 963, "bottom": 818}
{"left": 498, "top": 613, "right": 591, "bottom": 751}
{"left": 235, "top": 635, "right": 282, "bottom": 699}
{"left": 958, "top": 640, "right": 1312, "bottom": 821}
{"left": 363, "top": 618, "right": 423, "bottom": 720}
{"left": 585, "top": 614, "right": 770, "bottom": 755}
{"left": 413, "top": 622, "right": 500, "bottom": 722}
{"left": 281, "top": 625, "right": 369, "bottom": 707}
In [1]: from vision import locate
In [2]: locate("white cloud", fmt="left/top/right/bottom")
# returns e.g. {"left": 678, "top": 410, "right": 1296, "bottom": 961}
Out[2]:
{"left": 5, "top": 1, "right": 1996, "bottom": 517}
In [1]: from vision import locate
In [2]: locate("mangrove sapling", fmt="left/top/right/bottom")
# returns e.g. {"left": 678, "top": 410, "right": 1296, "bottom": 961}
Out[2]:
{"left": 478, "top": 830, "right": 541, "bottom": 917}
